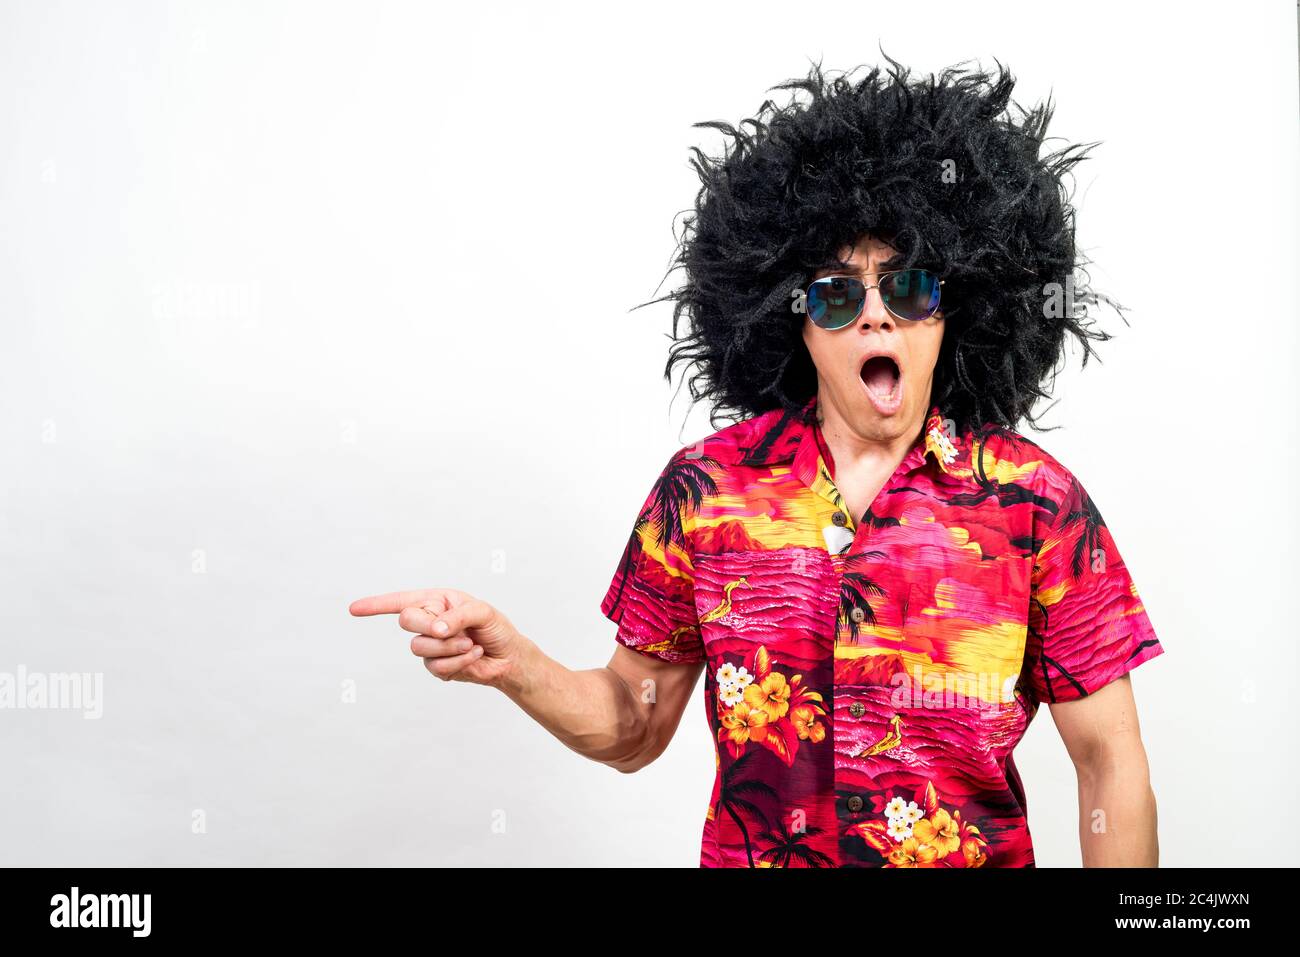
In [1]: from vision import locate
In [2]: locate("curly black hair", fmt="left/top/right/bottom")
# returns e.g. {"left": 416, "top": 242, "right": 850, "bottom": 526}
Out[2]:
{"left": 644, "top": 51, "right": 1124, "bottom": 435}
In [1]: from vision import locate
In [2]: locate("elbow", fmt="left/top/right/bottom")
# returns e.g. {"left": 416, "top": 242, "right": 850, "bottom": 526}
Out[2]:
{"left": 606, "top": 747, "right": 656, "bottom": 774}
{"left": 1072, "top": 738, "right": 1153, "bottom": 788}
{"left": 604, "top": 735, "right": 666, "bottom": 774}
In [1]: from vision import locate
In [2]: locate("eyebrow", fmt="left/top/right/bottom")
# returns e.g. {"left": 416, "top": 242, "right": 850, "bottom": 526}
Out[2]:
{"left": 815, "top": 264, "right": 905, "bottom": 278}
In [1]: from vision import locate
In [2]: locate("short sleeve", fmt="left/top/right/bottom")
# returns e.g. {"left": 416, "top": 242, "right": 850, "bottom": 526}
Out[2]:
{"left": 1023, "top": 461, "right": 1165, "bottom": 704}
{"left": 599, "top": 451, "right": 705, "bottom": 665}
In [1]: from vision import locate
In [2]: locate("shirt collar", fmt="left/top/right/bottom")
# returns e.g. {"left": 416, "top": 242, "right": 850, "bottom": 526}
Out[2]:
{"left": 783, "top": 393, "right": 972, "bottom": 487}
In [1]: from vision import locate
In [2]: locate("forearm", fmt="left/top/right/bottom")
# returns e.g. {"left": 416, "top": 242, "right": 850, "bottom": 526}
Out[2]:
{"left": 1075, "top": 752, "right": 1159, "bottom": 866}
{"left": 493, "top": 633, "right": 650, "bottom": 770}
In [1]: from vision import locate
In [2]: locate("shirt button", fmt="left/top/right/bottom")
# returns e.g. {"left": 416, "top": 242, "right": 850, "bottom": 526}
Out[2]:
{"left": 849, "top": 701, "right": 865, "bottom": 718}
{"left": 831, "top": 510, "right": 848, "bottom": 527}
{"left": 849, "top": 607, "right": 865, "bottom": 624}
{"left": 846, "top": 795, "right": 864, "bottom": 813}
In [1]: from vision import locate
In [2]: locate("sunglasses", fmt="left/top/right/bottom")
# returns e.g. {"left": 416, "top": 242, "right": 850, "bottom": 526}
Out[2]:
{"left": 805, "top": 269, "right": 945, "bottom": 329}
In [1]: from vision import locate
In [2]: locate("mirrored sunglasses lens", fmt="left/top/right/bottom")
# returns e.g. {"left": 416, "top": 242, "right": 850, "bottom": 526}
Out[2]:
{"left": 881, "top": 270, "right": 941, "bottom": 320}
{"left": 808, "top": 277, "right": 864, "bottom": 329}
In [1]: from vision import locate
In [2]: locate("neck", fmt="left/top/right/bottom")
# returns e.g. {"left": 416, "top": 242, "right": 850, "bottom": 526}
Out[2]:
{"left": 813, "top": 390, "right": 928, "bottom": 479}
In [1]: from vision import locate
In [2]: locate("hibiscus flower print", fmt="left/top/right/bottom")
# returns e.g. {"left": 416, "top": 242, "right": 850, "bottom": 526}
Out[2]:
{"left": 846, "top": 780, "right": 991, "bottom": 868}
{"left": 713, "top": 646, "right": 828, "bottom": 767}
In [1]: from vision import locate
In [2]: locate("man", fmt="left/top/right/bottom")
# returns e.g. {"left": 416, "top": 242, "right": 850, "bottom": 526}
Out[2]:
{"left": 350, "top": 58, "right": 1165, "bottom": 867}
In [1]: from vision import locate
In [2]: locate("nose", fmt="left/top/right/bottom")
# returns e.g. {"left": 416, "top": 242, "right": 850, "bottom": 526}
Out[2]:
{"left": 857, "top": 283, "right": 895, "bottom": 331}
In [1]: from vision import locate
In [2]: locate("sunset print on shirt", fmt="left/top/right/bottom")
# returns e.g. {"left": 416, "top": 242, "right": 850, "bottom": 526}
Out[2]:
{"left": 601, "top": 394, "right": 1164, "bottom": 867}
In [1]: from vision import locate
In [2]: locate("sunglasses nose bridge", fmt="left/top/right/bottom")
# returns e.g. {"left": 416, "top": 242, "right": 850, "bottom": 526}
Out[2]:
{"left": 858, "top": 282, "right": 895, "bottom": 327}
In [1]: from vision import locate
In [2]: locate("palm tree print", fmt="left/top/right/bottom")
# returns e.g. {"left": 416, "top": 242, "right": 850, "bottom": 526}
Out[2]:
{"left": 738, "top": 405, "right": 803, "bottom": 467}
{"left": 716, "top": 750, "right": 778, "bottom": 868}
{"left": 974, "top": 423, "right": 1042, "bottom": 456}
{"left": 944, "top": 442, "right": 1059, "bottom": 513}
{"left": 838, "top": 554, "right": 887, "bottom": 637}
{"left": 1027, "top": 596, "right": 1085, "bottom": 701}
{"left": 605, "top": 452, "right": 720, "bottom": 617}
{"left": 757, "top": 816, "right": 836, "bottom": 868}
{"left": 1009, "top": 534, "right": 1043, "bottom": 560}
{"left": 1058, "top": 477, "right": 1107, "bottom": 580}
{"left": 860, "top": 507, "right": 901, "bottom": 531}
{"left": 647, "top": 452, "right": 721, "bottom": 551}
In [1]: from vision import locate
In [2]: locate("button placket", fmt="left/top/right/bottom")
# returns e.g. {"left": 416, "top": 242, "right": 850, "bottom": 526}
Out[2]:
{"left": 811, "top": 444, "right": 925, "bottom": 862}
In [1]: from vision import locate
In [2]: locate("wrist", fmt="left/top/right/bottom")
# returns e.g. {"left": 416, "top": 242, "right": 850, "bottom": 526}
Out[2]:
{"left": 491, "top": 630, "right": 541, "bottom": 699}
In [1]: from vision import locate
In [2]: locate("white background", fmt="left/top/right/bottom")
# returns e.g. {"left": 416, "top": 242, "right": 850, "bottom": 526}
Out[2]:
{"left": 1, "top": 0, "right": 1296, "bottom": 866}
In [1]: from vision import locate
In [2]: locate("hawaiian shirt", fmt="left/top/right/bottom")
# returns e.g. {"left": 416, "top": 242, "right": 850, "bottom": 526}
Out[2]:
{"left": 600, "top": 393, "right": 1165, "bottom": 867}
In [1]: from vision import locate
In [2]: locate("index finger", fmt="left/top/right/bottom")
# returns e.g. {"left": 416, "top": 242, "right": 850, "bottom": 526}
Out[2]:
{"left": 349, "top": 589, "right": 448, "bottom": 617}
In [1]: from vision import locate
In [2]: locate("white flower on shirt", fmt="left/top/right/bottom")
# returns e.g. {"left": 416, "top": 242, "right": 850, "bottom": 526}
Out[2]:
{"left": 715, "top": 663, "right": 752, "bottom": 690}
{"left": 887, "top": 816, "right": 914, "bottom": 842}
{"left": 882, "top": 796, "right": 924, "bottom": 842}
{"left": 715, "top": 663, "right": 753, "bottom": 708}
{"left": 885, "top": 796, "right": 924, "bottom": 825}
{"left": 719, "top": 685, "right": 745, "bottom": 707}
{"left": 884, "top": 796, "right": 910, "bottom": 819}
{"left": 927, "top": 425, "right": 958, "bottom": 464}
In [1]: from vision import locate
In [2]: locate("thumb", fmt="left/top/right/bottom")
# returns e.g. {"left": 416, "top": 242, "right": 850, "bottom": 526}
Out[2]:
{"left": 426, "top": 598, "right": 505, "bottom": 643}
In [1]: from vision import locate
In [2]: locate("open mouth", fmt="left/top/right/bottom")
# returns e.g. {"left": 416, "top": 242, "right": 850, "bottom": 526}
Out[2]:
{"left": 859, "top": 354, "right": 903, "bottom": 414}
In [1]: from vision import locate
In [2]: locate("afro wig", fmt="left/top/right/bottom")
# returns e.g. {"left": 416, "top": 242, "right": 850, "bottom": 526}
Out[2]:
{"left": 649, "top": 51, "right": 1123, "bottom": 435}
